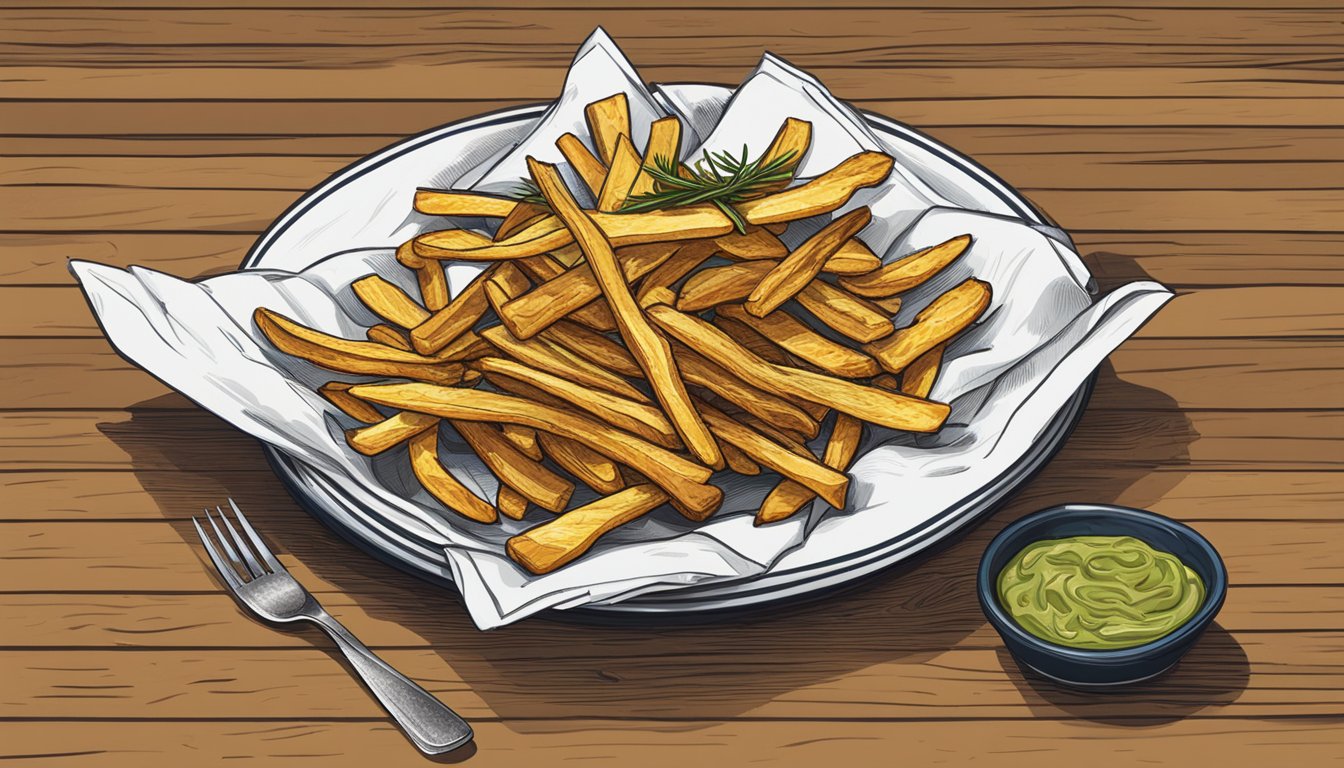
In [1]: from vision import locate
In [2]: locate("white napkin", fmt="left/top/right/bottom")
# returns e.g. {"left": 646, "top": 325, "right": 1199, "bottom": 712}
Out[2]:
{"left": 71, "top": 29, "right": 1171, "bottom": 628}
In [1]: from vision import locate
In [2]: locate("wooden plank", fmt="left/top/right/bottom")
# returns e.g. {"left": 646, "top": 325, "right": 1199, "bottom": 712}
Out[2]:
{"left": 4, "top": 339, "right": 1342, "bottom": 411}
{"left": 2, "top": 629, "right": 1341, "bottom": 720}
{"left": 2, "top": 719, "right": 1343, "bottom": 768}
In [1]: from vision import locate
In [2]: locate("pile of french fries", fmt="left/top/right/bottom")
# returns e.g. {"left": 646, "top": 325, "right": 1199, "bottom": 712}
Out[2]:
{"left": 254, "top": 93, "right": 990, "bottom": 575}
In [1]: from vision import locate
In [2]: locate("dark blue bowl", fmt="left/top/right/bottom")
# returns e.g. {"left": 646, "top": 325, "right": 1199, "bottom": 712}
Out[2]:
{"left": 977, "top": 504, "right": 1227, "bottom": 688}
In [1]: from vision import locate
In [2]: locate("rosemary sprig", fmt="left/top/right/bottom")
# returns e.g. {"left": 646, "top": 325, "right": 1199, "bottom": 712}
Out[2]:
{"left": 619, "top": 146, "right": 798, "bottom": 233}
{"left": 511, "top": 179, "right": 548, "bottom": 207}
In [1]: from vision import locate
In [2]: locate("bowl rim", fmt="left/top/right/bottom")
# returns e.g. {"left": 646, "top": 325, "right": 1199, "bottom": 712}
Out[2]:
{"left": 977, "top": 503, "right": 1228, "bottom": 662}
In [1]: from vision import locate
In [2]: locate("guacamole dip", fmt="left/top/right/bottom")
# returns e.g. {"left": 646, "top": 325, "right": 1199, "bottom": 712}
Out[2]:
{"left": 996, "top": 535, "right": 1205, "bottom": 650}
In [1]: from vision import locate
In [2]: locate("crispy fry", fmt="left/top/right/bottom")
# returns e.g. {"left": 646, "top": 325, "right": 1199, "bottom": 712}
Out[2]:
{"left": 746, "top": 207, "right": 872, "bottom": 317}
{"left": 406, "top": 429, "right": 497, "bottom": 524}
{"left": 256, "top": 308, "right": 463, "bottom": 385}
{"left": 414, "top": 216, "right": 569, "bottom": 262}
{"left": 556, "top": 133, "right": 608, "bottom": 199}
{"left": 515, "top": 253, "right": 566, "bottom": 282}
{"left": 637, "top": 286, "right": 675, "bottom": 309}
{"left": 540, "top": 319, "right": 642, "bottom": 377}
{"left": 757, "top": 117, "right": 812, "bottom": 192}
{"left": 672, "top": 343, "right": 819, "bottom": 439}
{"left": 795, "top": 279, "right": 895, "bottom": 343}
{"left": 635, "top": 240, "right": 717, "bottom": 305}
{"left": 597, "top": 133, "right": 643, "bottom": 213}
{"left": 714, "top": 227, "right": 788, "bottom": 259}
{"left": 500, "top": 424, "right": 542, "bottom": 461}
{"left": 711, "top": 315, "right": 790, "bottom": 365}
{"left": 585, "top": 93, "right": 630, "bottom": 166}
{"left": 823, "top": 239, "right": 883, "bottom": 275}
{"left": 901, "top": 342, "right": 945, "bottom": 398}
{"left": 871, "top": 294, "right": 903, "bottom": 314}
{"left": 415, "top": 262, "right": 450, "bottom": 311}
{"left": 408, "top": 265, "right": 496, "bottom": 354}
{"left": 496, "top": 484, "right": 530, "bottom": 520}
{"left": 479, "top": 324, "right": 650, "bottom": 403}
{"left": 840, "top": 234, "right": 972, "bottom": 297}
{"left": 496, "top": 202, "right": 551, "bottom": 241}
{"left": 736, "top": 152, "right": 893, "bottom": 225}
{"left": 435, "top": 330, "right": 492, "bottom": 362}
{"left": 395, "top": 239, "right": 425, "bottom": 269}
{"left": 530, "top": 157, "right": 722, "bottom": 468}
{"left": 677, "top": 261, "right": 775, "bottom": 312}
{"left": 472, "top": 356, "right": 678, "bottom": 449}
{"left": 647, "top": 304, "right": 949, "bottom": 432}
{"left": 366, "top": 324, "right": 413, "bottom": 351}
{"left": 717, "top": 304, "right": 880, "bottom": 378}
{"left": 590, "top": 205, "right": 734, "bottom": 246}
{"left": 719, "top": 440, "right": 762, "bottom": 475}
{"left": 352, "top": 275, "right": 431, "bottom": 328}
{"left": 865, "top": 279, "right": 991, "bottom": 374}
{"left": 538, "top": 432, "right": 625, "bottom": 494}
{"left": 345, "top": 411, "right": 439, "bottom": 455}
{"left": 756, "top": 412, "right": 862, "bottom": 525}
{"left": 350, "top": 383, "right": 722, "bottom": 518}
{"left": 453, "top": 420, "right": 574, "bottom": 513}
{"left": 872, "top": 373, "right": 902, "bottom": 391}
{"left": 413, "top": 189, "right": 517, "bottom": 218}
{"left": 631, "top": 115, "right": 681, "bottom": 197}
{"left": 506, "top": 484, "right": 668, "bottom": 574}
{"left": 319, "top": 381, "right": 385, "bottom": 423}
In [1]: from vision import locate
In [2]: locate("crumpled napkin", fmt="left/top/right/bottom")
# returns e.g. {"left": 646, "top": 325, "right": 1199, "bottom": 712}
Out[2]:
{"left": 71, "top": 28, "right": 1170, "bottom": 629}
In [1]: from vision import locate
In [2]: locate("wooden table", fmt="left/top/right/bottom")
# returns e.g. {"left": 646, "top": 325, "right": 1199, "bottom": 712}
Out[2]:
{"left": 4, "top": 2, "right": 1342, "bottom": 764}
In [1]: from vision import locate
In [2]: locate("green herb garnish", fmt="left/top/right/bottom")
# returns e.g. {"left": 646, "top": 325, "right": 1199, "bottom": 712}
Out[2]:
{"left": 510, "top": 179, "right": 548, "bottom": 207}
{"left": 619, "top": 146, "right": 798, "bottom": 234}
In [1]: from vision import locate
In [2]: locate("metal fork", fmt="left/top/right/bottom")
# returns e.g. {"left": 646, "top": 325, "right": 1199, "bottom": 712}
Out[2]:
{"left": 193, "top": 499, "right": 473, "bottom": 755}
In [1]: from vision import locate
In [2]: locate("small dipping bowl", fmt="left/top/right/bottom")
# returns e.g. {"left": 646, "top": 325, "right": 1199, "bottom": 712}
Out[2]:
{"left": 978, "top": 504, "right": 1227, "bottom": 689}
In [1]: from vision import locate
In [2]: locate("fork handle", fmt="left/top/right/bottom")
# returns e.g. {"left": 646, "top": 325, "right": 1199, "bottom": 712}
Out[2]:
{"left": 307, "top": 609, "right": 473, "bottom": 754}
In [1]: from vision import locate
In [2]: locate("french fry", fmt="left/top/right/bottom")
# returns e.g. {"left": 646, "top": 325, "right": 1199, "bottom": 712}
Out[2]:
{"left": 710, "top": 315, "right": 790, "bottom": 365}
{"left": 637, "top": 285, "right": 676, "bottom": 309}
{"left": 408, "top": 265, "right": 496, "bottom": 354}
{"left": 556, "top": 133, "right": 609, "bottom": 199}
{"left": 757, "top": 117, "right": 812, "bottom": 192}
{"left": 413, "top": 189, "right": 517, "bottom": 218}
{"left": 646, "top": 304, "right": 949, "bottom": 433}
{"left": 588, "top": 205, "right": 734, "bottom": 246}
{"left": 672, "top": 344, "right": 819, "bottom": 439}
{"left": 496, "top": 484, "right": 530, "bottom": 520}
{"left": 756, "top": 412, "right": 862, "bottom": 525}
{"left": 631, "top": 115, "right": 681, "bottom": 197}
{"left": 255, "top": 308, "right": 464, "bottom": 385}
{"left": 540, "top": 319, "right": 643, "bottom": 378}
{"left": 901, "top": 342, "right": 945, "bottom": 398}
{"left": 484, "top": 262, "right": 529, "bottom": 319}
{"left": 677, "top": 261, "right": 775, "bottom": 312}
{"left": 515, "top": 253, "right": 567, "bottom": 282}
{"left": 346, "top": 411, "right": 439, "bottom": 455}
{"left": 453, "top": 420, "right": 574, "bottom": 513}
{"left": 501, "top": 424, "right": 544, "bottom": 461}
{"left": 839, "top": 234, "right": 972, "bottom": 297}
{"left": 871, "top": 294, "right": 903, "bottom": 314}
{"left": 319, "top": 381, "right": 385, "bottom": 423}
{"left": 538, "top": 432, "right": 625, "bottom": 495}
{"left": 506, "top": 484, "right": 669, "bottom": 574}
{"left": 823, "top": 239, "right": 883, "bottom": 276}
{"left": 736, "top": 151, "right": 893, "bottom": 225}
{"left": 496, "top": 201, "right": 552, "bottom": 241}
{"left": 746, "top": 207, "right": 872, "bottom": 317}
{"left": 865, "top": 279, "right": 991, "bottom": 374}
{"left": 635, "top": 240, "right": 717, "bottom": 305}
{"left": 585, "top": 93, "right": 630, "bottom": 166}
{"left": 529, "top": 157, "right": 722, "bottom": 468}
{"left": 719, "top": 440, "right": 762, "bottom": 475}
{"left": 407, "top": 429, "right": 497, "bottom": 524}
{"left": 795, "top": 279, "right": 895, "bottom": 343}
{"left": 415, "top": 262, "right": 450, "bottom": 311}
{"left": 716, "top": 304, "right": 880, "bottom": 378}
{"left": 479, "top": 324, "right": 650, "bottom": 403}
{"left": 395, "top": 239, "right": 426, "bottom": 269}
{"left": 349, "top": 383, "right": 722, "bottom": 518}
{"left": 352, "top": 275, "right": 431, "bottom": 328}
{"left": 714, "top": 227, "right": 788, "bottom": 259}
{"left": 366, "top": 324, "right": 413, "bottom": 351}
{"left": 872, "top": 373, "right": 902, "bottom": 391}
{"left": 472, "top": 356, "right": 679, "bottom": 449}
{"left": 436, "top": 330, "right": 492, "bottom": 362}
{"left": 596, "top": 134, "right": 643, "bottom": 213}
{"left": 414, "top": 216, "right": 570, "bottom": 262}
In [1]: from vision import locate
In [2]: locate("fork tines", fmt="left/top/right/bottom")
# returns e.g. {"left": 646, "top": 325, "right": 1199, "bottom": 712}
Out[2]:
{"left": 192, "top": 499, "right": 283, "bottom": 586}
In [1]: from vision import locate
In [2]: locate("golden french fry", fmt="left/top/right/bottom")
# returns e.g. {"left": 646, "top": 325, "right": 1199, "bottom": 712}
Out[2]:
{"left": 720, "top": 440, "right": 762, "bottom": 475}
{"left": 501, "top": 423, "right": 543, "bottom": 461}
{"left": 746, "top": 207, "right": 872, "bottom": 317}
{"left": 346, "top": 411, "right": 439, "bottom": 455}
{"left": 515, "top": 253, "right": 566, "bottom": 282}
{"left": 711, "top": 315, "right": 790, "bottom": 365}
{"left": 319, "top": 381, "right": 385, "bottom": 423}
{"left": 540, "top": 319, "right": 643, "bottom": 378}
{"left": 255, "top": 308, "right": 463, "bottom": 385}
{"left": 756, "top": 412, "right": 862, "bottom": 525}
{"left": 479, "top": 324, "right": 650, "bottom": 403}
{"left": 395, "top": 239, "right": 426, "bottom": 269}
{"left": 349, "top": 383, "right": 722, "bottom": 518}
{"left": 483, "top": 263, "right": 528, "bottom": 320}
{"left": 647, "top": 305, "right": 949, "bottom": 433}
{"left": 413, "top": 189, "right": 517, "bottom": 218}
{"left": 596, "top": 133, "right": 643, "bottom": 213}
{"left": 840, "top": 234, "right": 972, "bottom": 297}
{"left": 538, "top": 432, "right": 625, "bottom": 494}
{"left": 414, "top": 216, "right": 569, "bottom": 262}
{"left": 589, "top": 206, "right": 734, "bottom": 246}
{"left": 865, "top": 279, "right": 991, "bottom": 374}
{"left": 506, "top": 484, "right": 669, "bottom": 574}
{"left": 529, "top": 157, "right": 722, "bottom": 468}
{"left": 715, "top": 228, "right": 788, "bottom": 259}
{"left": 677, "top": 261, "right": 775, "bottom": 311}
{"left": 472, "top": 356, "right": 679, "bottom": 449}
{"left": 557, "top": 133, "right": 608, "bottom": 199}
{"left": 795, "top": 279, "right": 895, "bottom": 343}
{"left": 585, "top": 93, "right": 630, "bottom": 166}
{"left": 823, "top": 239, "right": 883, "bottom": 276}
{"left": 672, "top": 344, "right": 819, "bottom": 439}
{"left": 408, "top": 265, "right": 497, "bottom": 354}
{"left": 453, "top": 420, "right": 573, "bottom": 513}
{"left": 871, "top": 294, "right": 903, "bottom": 314}
{"left": 435, "top": 330, "right": 492, "bottom": 362}
{"left": 496, "top": 484, "right": 530, "bottom": 520}
{"left": 757, "top": 117, "right": 812, "bottom": 192}
{"left": 717, "top": 304, "right": 880, "bottom": 379}
{"left": 415, "top": 262, "right": 450, "bottom": 311}
{"left": 631, "top": 115, "right": 681, "bottom": 197}
{"left": 635, "top": 240, "right": 717, "bottom": 305}
{"left": 637, "top": 285, "right": 675, "bottom": 309}
{"left": 496, "top": 202, "right": 551, "bottom": 241}
{"left": 407, "top": 429, "right": 497, "bottom": 524}
{"left": 736, "top": 151, "right": 893, "bottom": 225}
{"left": 352, "top": 275, "right": 431, "bottom": 328}
{"left": 901, "top": 342, "right": 945, "bottom": 398}
{"left": 366, "top": 324, "right": 413, "bottom": 351}
{"left": 872, "top": 373, "right": 902, "bottom": 391}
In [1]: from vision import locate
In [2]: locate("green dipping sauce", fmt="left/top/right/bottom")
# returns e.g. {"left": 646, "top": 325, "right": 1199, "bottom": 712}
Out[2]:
{"left": 997, "top": 535, "right": 1205, "bottom": 650}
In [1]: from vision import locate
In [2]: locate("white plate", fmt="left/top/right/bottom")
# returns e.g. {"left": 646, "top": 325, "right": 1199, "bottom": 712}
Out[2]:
{"left": 245, "top": 86, "right": 1094, "bottom": 618}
